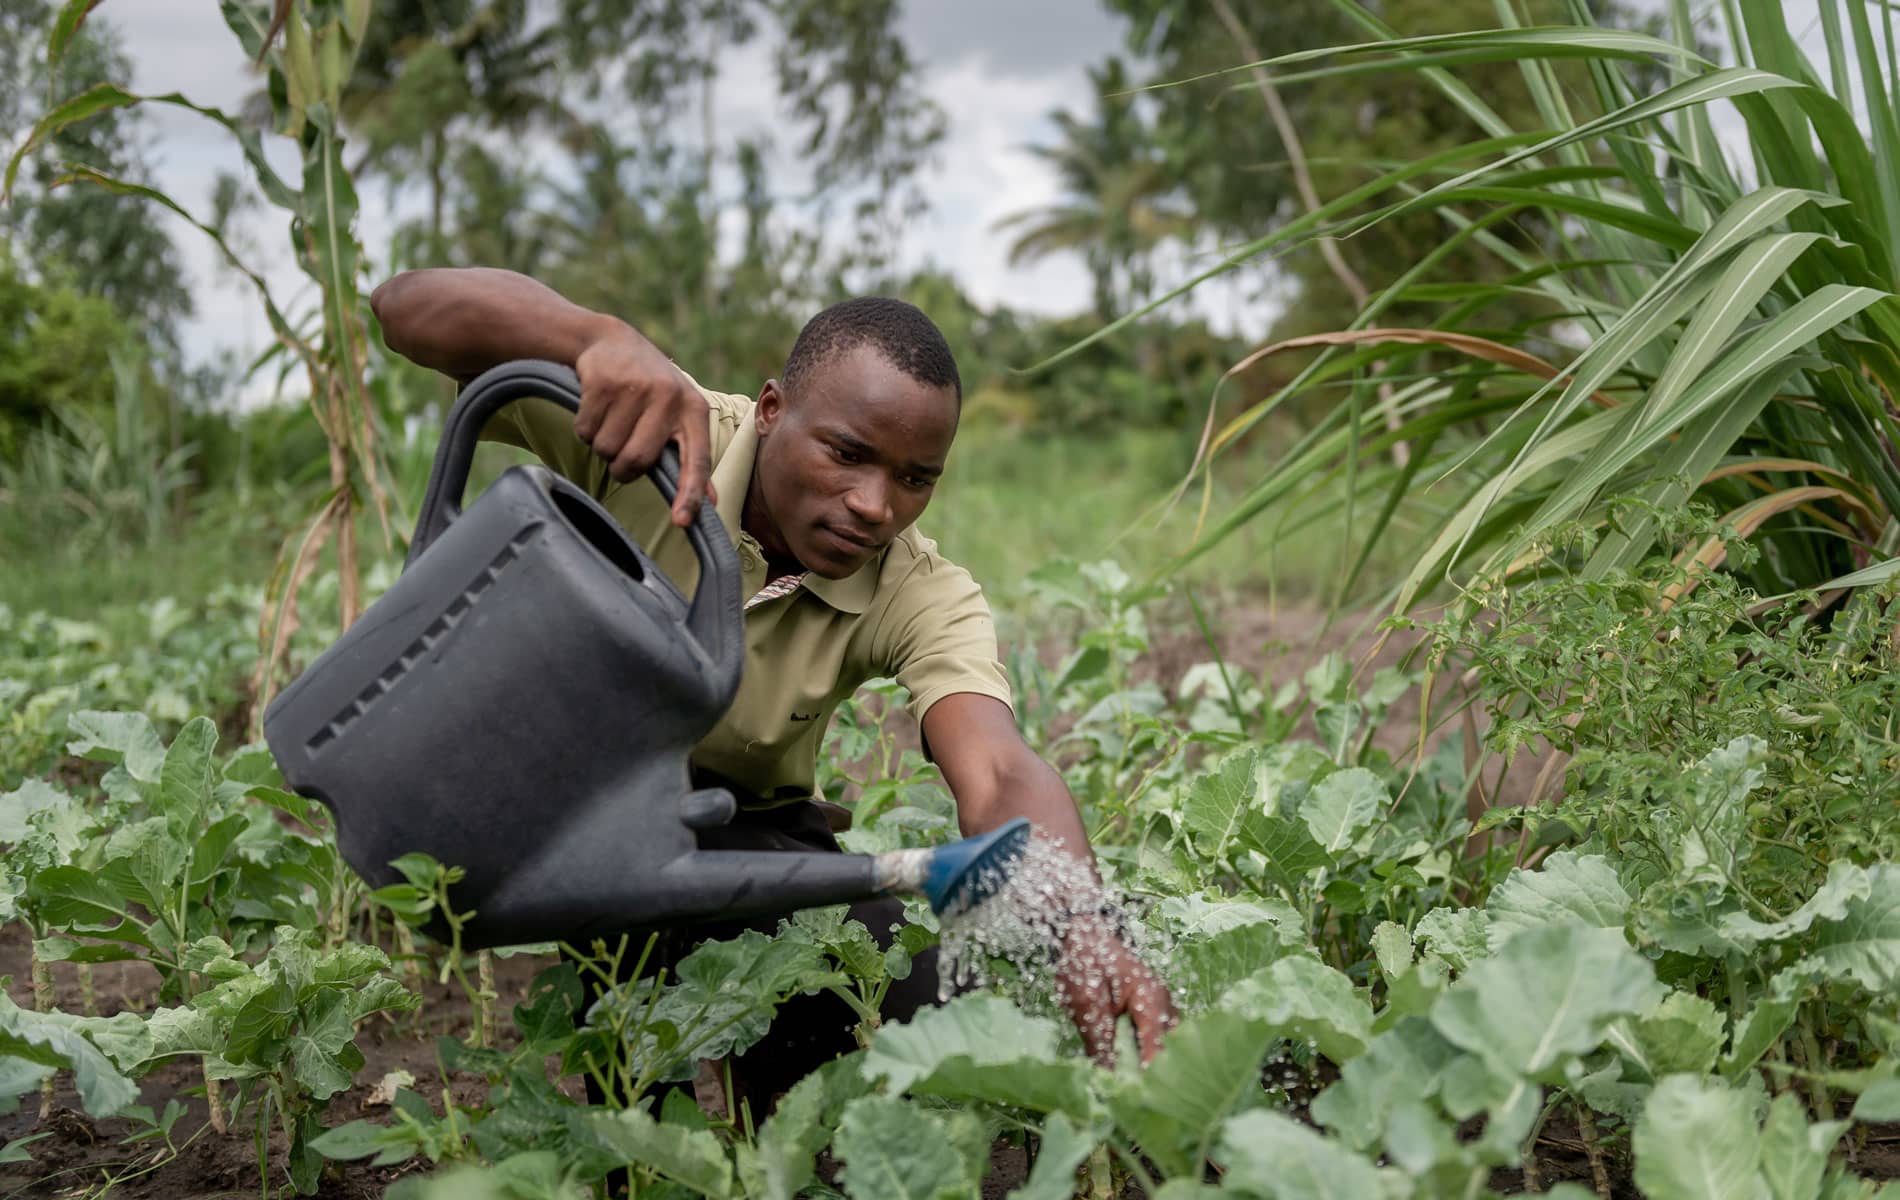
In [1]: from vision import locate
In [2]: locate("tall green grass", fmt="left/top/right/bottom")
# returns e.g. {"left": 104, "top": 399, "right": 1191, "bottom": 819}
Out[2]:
{"left": 926, "top": 421, "right": 1439, "bottom": 614}
{"left": 1078, "top": 0, "right": 1900, "bottom": 614}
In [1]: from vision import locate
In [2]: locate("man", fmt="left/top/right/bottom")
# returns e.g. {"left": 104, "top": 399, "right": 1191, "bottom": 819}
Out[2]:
{"left": 370, "top": 268, "right": 1176, "bottom": 1104}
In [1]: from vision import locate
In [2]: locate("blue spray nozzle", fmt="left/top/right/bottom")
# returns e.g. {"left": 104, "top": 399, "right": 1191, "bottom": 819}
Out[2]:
{"left": 919, "top": 817, "right": 1032, "bottom": 917}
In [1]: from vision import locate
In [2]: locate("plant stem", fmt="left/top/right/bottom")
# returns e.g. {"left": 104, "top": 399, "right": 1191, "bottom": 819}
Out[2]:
{"left": 1798, "top": 1012, "right": 1834, "bottom": 1119}
{"left": 476, "top": 950, "right": 496, "bottom": 1049}
{"left": 394, "top": 921, "right": 422, "bottom": 989}
{"left": 76, "top": 963, "right": 95, "bottom": 1018}
{"left": 1576, "top": 1101, "right": 1611, "bottom": 1200}
{"left": 205, "top": 1067, "right": 226, "bottom": 1135}
{"left": 31, "top": 947, "right": 53, "bottom": 1119}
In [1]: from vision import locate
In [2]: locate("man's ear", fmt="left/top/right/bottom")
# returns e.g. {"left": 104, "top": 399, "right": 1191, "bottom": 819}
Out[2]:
{"left": 756, "top": 379, "right": 784, "bottom": 437}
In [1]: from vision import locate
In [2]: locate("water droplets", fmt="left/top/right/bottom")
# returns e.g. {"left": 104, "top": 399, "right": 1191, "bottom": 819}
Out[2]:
{"left": 936, "top": 833, "right": 1168, "bottom": 1048}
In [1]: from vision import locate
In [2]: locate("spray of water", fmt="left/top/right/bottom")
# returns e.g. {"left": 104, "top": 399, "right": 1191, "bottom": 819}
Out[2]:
{"left": 936, "top": 833, "right": 1170, "bottom": 1050}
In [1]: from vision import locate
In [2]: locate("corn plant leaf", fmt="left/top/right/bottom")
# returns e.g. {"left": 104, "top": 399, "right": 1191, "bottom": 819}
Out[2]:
{"left": 2, "top": 83, "right": 136, "bottom": 199}
{"left": 1633, "top": 1075, "right": 1770, "bottom": 1200}
{"left": 580, "top": 1106, "right": 736, "bottom": 1200}
{"left": 1485, "top": 853, "right": 1632, "bottom": 947}
{"left": 833, "top": 1095, "right": 985, "bottom": 1200}
{"left": 1215, "top": 1109, "right": 1397, "bottom": 1199}
{"left": 47, "top": 0, "right": 103, "bottom": 68}
{"left": 1220, "top": 955, "right": 1373, "bottom": 1063}
{"left": 1432, "top": 924, "right": 1662, "bottom": 1081}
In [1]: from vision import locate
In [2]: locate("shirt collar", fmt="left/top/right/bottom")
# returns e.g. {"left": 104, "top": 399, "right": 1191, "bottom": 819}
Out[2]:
{"left": 712, "top": 403, "right": 879, "bottom": 616}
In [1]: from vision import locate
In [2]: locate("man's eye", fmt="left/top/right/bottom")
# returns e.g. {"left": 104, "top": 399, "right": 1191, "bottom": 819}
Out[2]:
{"left": 830, "top": 444, "right": 860, "bottom": 464}
{"left": 903, "top": 475, "right": 934, "bottom": 490}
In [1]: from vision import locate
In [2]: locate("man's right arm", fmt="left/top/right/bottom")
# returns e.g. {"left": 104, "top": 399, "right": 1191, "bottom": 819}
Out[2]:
{"left": 370, "top": 268, "right": 716, "bottom": 525}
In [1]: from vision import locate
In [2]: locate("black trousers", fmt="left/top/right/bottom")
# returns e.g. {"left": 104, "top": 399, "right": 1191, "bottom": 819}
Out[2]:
{"left": 570, "top": 797, "right": 942, "bottom": 1113}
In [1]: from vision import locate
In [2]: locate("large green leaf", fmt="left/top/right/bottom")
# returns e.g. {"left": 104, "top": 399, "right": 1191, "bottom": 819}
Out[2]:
{"left": 66, "top": 710, "right": 166, "bottom": 782}
{"left": 833, "top": 1095, "right": 985, "bottom": 1200}
{"left": 1107, "top": 1011, "right": 1273, "bottom": 1178}
{"left": 1412, "top": 907, "right": 1490, "bottom": 972}
{"left": 1719, "top": 862, "right": 1877, "bottom": 948}
{"left": 1759, "top": 1094, "right": 1848, "bottom": 1200}
{"left": 739, "top": 1054, "right": 869, "bottom": 1200}
{"left": 1805, "top": 864, "right": 1900, "bottom": 993}
{"left": 1173, "top": 921, "right": 1301, "bottom": 1011}
{"left": 1180, "top": 750, "right": 1269, "bottom": 862}
{"left": 0, "top": 780, "right": 72, "bottom": 845}
{"left": 1214, "top": 1109, "right": 1401, "bottom": 1199}
{"left": 581, "top": 1107, "right": 735, "bottom": 1200}
{"left": 27, "top": 866, "right": 133, "bottom": 935}
{"left": 1633, "top": 1075, "right": 1769, "bottom": 1200}
{"left": 158, "top": 716, "right": 218, "bottom": 833}
{"left": 0, "top": 993, "right": 138, "bottom": 1117}
{"left": 1431, "top": 924, "right": 1662, "bottom": 1081}
{"left": 1008, "top": 1112, "right": 1104, "bottom": 1200}
{"left": 862, "top": 995, "right": 1092, "bottom": 1116}
{"left": 1221, "top": 955, "right": 1373, "bottom": 1063}
{"left": 1311, "top": 1017, "right": 1462, "bottom": 1150}
{"left": 1299, "top": 768, "right": 1385, "bottom": 858}
{"left": 1484, "top": 853, "right": 1632, "bottom": 948}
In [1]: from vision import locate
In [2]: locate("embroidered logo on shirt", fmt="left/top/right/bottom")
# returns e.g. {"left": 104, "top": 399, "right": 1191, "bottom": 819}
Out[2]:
{"left": 790, "top": 711, "right": 821, "bottom": 722}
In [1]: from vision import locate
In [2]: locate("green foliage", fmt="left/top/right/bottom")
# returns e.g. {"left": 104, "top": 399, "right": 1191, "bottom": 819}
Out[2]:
{"left": 2, "top": 535, "right": 1897, "bottom": 1196}
{"left": 1141, "top": 1, "right": 1900, "bottom": 613}
{"left": 0, "top": 248, "right": 143, "bottom": 457}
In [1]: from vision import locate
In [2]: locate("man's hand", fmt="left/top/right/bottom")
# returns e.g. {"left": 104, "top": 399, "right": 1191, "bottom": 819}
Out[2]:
{"left": 572, "top": 332, "right": 717, "bottom": 526}
{"left": 367, "top": 269, "right": 718, "bottom": 528}
{"left": 1056, "top": 913, "right": 1179, "bottom": 1066}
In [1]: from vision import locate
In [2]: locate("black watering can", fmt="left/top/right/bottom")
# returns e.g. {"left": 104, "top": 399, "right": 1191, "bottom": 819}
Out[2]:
{"left": 262, "top": 360, "right": 1027, "bottom": 950}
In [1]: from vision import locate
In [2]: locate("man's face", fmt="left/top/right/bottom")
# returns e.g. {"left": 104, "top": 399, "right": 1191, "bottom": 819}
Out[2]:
{"left": 752, "top": 342, "right": 959, "bottom": 579}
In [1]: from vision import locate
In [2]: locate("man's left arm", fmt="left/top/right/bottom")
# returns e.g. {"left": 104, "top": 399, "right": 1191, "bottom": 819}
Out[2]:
{"left": 922, "top": 692, "right": 1178, "bottom": 1065}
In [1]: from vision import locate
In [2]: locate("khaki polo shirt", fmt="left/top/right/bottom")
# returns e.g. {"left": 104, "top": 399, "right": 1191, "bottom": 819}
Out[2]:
{"left": 482, "top": 380, "right": 1013, "bottom": 805}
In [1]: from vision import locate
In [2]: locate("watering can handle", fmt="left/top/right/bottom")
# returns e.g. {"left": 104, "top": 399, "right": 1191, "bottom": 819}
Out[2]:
{"left": 406, "top": 359, "right": 743, "bottom": 681}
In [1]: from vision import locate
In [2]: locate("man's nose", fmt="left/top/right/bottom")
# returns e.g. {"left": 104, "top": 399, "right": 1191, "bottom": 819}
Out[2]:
{"left": 844, "top": 475, "right": 892, "bottom": 526}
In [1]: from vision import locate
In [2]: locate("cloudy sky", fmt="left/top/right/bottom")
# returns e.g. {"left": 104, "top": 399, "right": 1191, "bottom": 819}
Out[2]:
{"left": 97, "top": 0, "right": 1270, "bottom": 397}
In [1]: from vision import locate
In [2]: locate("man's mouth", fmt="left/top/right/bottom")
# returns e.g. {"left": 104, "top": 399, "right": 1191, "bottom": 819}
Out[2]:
{"left": 818, "top": 524, "right": 874, "bottom": 554}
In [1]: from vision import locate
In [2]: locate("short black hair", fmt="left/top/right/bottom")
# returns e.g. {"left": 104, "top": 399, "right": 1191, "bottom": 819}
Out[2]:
{"left": 781, "top": 296, "right": 961, "bottom": 403}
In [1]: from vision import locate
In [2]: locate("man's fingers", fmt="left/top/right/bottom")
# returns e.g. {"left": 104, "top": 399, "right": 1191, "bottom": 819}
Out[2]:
{"left": 1129, "top": 976, "right": 1178, "bottom": 1065}
{"left": 585, "top": 386, "right": 640, "bottom": 465}
{"left": 671, "top": 398, "right": 713, "bottom": 526}
{"left": 609, "top": 408, "right": 671, "bottom": 483}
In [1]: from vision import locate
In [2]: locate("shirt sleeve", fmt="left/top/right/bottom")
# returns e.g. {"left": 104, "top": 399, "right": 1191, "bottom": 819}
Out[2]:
{"left": 872, "top": 548, "right": 1015, "bottom": 726}
{"left": 480, "top": 395, "right": 613, "bottom": 498}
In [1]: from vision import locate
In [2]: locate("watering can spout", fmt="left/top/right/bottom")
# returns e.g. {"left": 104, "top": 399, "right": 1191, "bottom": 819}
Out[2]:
{"left": 490, "top": 817, "right": 1037, "bottom": 946}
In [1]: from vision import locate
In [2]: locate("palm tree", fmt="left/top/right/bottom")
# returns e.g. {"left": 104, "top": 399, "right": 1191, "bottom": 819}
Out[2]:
{"left": 995, "top": 59, "right": 1197, "bottom": 323}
